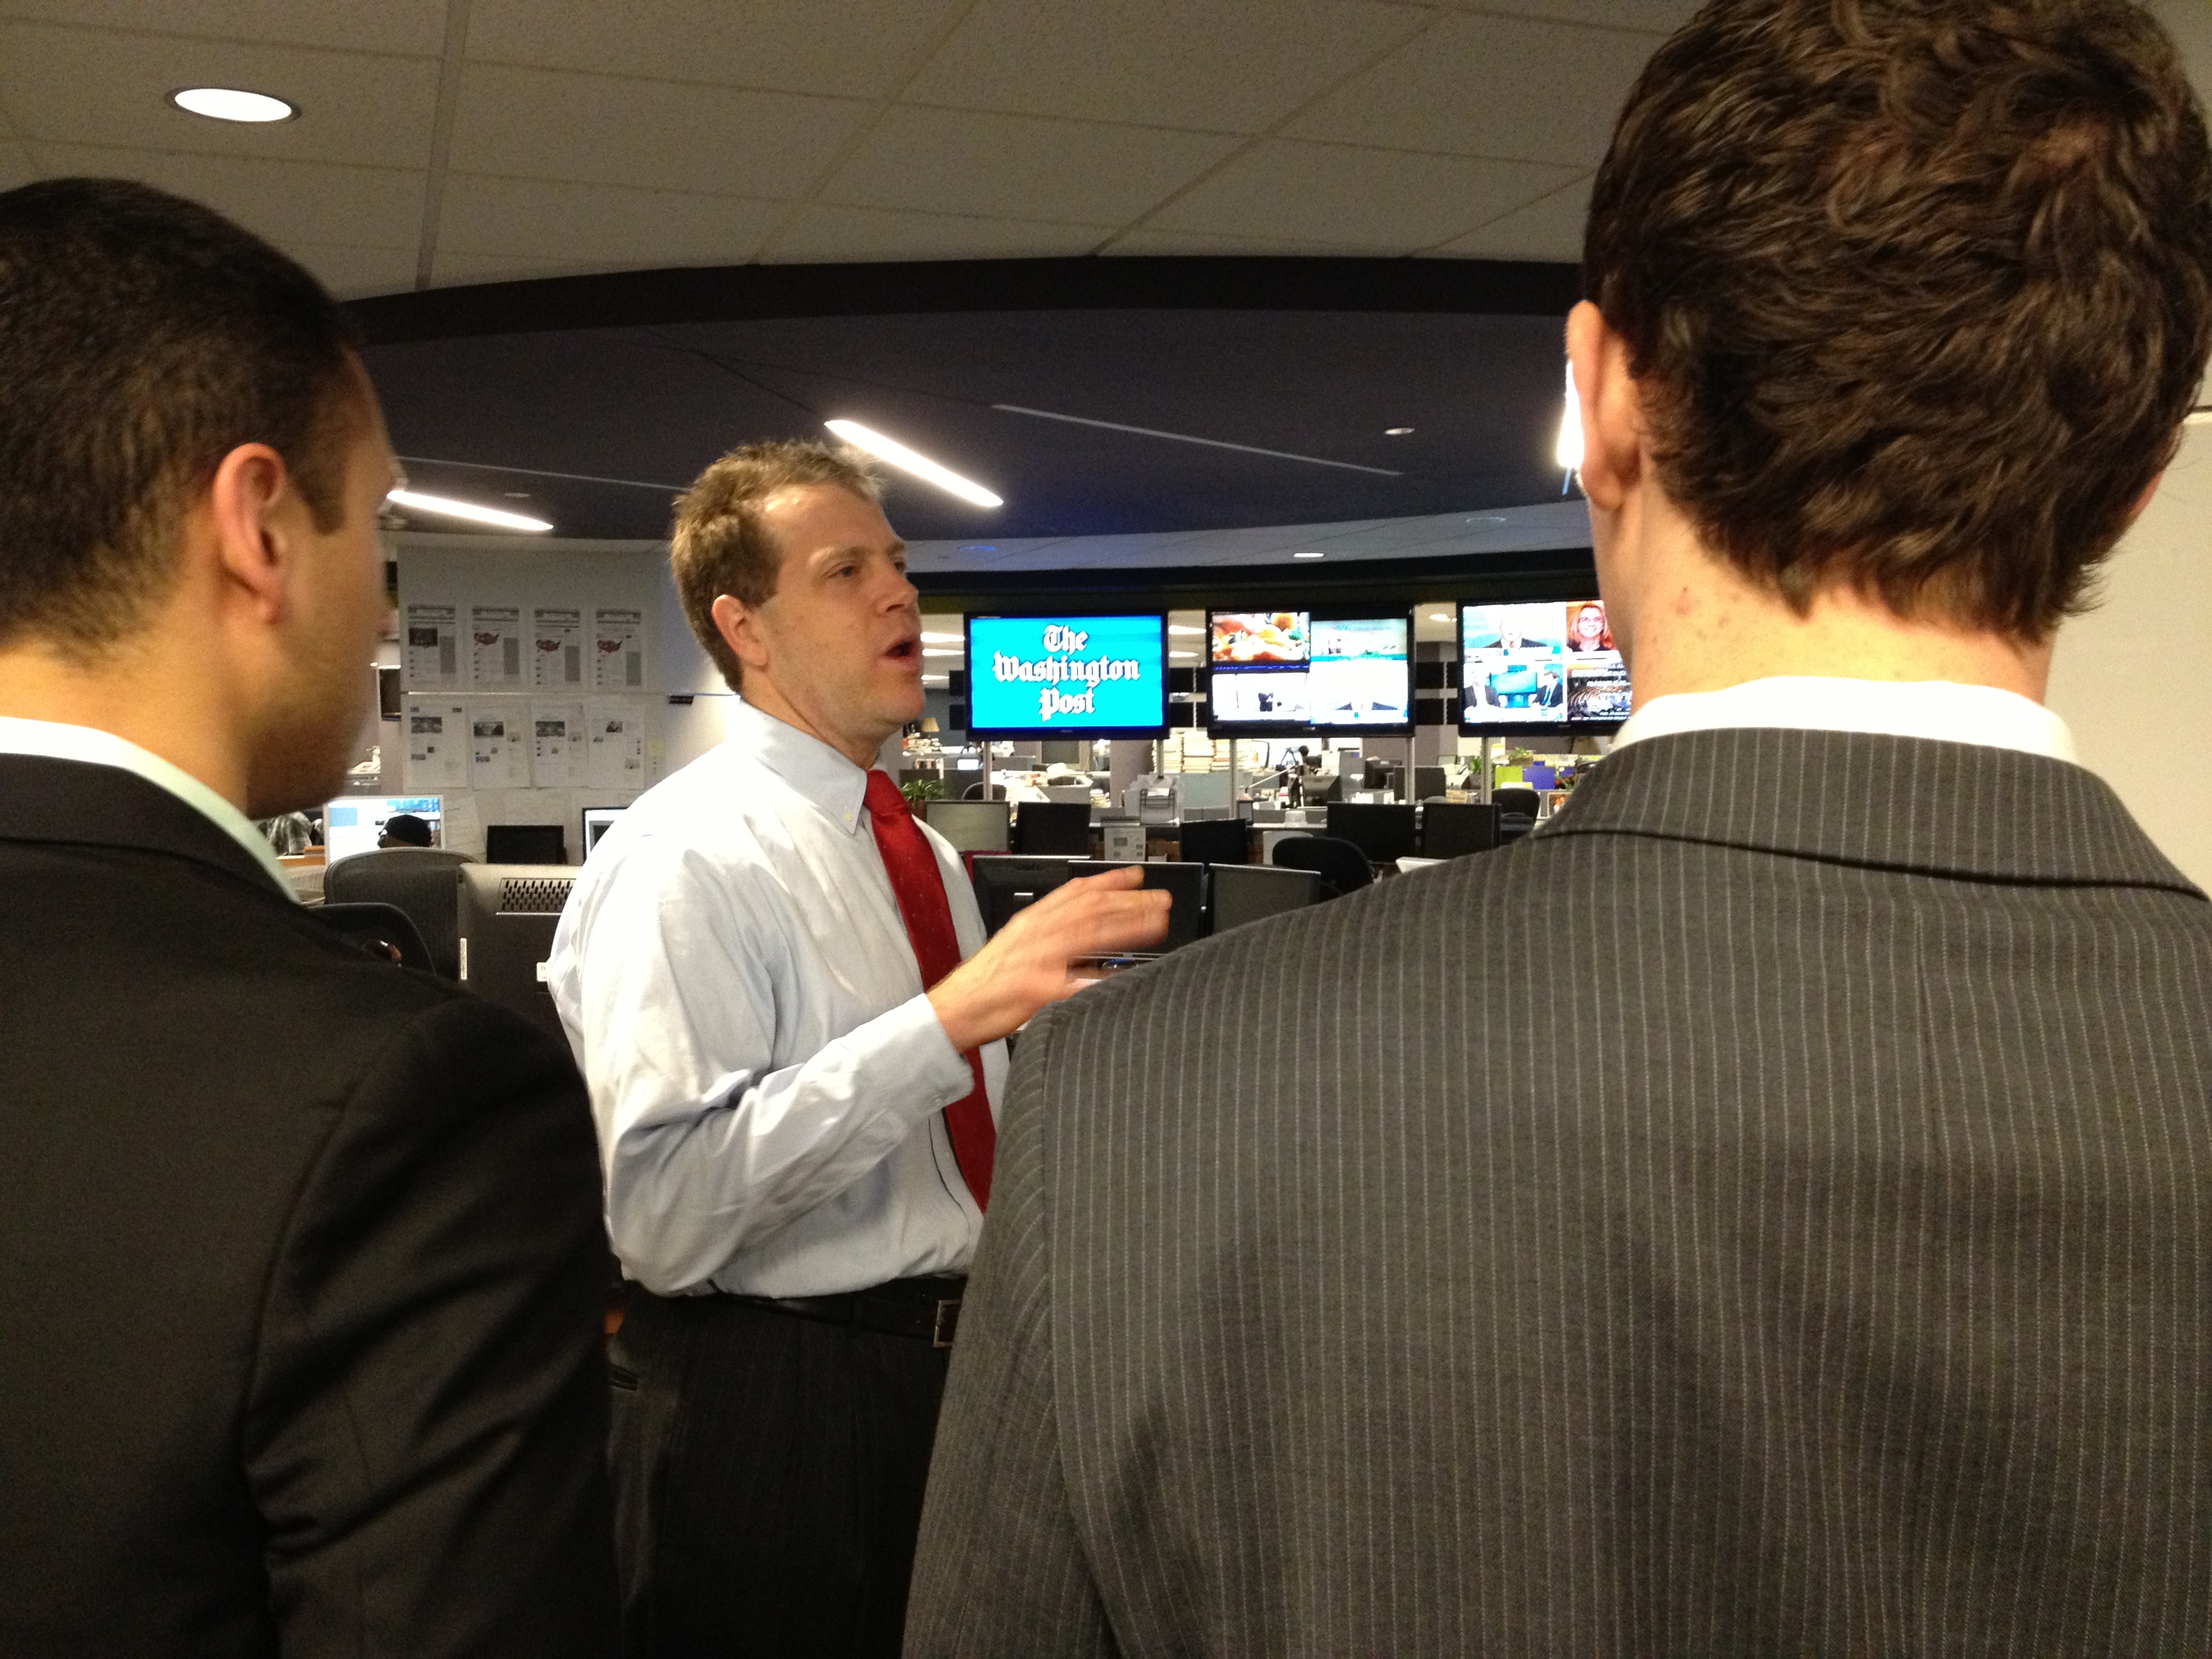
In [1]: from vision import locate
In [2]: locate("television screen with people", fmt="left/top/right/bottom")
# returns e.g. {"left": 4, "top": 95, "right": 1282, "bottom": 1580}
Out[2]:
{"left": 1207, "top": 610, "right": 1412, "bottom": 735}
{"left": 1460, "top": 599, "right": 1631, "bottom": 733}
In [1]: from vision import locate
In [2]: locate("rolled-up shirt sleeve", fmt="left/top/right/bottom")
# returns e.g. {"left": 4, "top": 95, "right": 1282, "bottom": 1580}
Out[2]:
{"left": 549, "top": 836, "right": 975, "bottom": 1295}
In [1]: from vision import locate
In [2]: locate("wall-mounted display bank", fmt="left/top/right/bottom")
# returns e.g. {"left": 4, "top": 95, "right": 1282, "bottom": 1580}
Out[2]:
{"left": 1205, "top": 609, "right": 1414, "bottom": 736}
{"left": 964, "top": 614, "right": 1170, "bottom": 738}
{"left": 1459, "top": 599, "right": 1630, "bottom": 735}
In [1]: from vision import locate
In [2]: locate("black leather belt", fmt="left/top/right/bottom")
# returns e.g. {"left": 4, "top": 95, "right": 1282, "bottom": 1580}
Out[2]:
{"left": 733, "top": 1274, "right": 966, "bottom": 1349}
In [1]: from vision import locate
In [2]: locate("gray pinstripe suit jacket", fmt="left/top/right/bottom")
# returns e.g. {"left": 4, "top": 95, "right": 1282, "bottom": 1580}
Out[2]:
{"left": 908, "top": 729, "right": 2212, "bottom": 1657}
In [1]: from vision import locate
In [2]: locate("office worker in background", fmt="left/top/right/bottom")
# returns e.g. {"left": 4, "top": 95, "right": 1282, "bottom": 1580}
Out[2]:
{"left": 377, "top": 809, "right": 434, "bottom": 847}
{"left": 911, "top": 3, "right": 2212, "bottom": 1654}
{"left": 0, "top": 180, "right": 618, "bottom": 1656}
{"left": 546, "top": 441, "right": 1166, "bottom": 1657}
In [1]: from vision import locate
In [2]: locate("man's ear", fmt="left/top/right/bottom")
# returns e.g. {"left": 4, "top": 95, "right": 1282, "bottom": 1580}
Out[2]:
{"left": 1565, "top": 300, "right": 1643, "bottom": 513}
{"left": 711, "top": 593, "right": 771, "bottom": 678}
{"left": 204, "top": 442, "right": 296, "bottom": 624}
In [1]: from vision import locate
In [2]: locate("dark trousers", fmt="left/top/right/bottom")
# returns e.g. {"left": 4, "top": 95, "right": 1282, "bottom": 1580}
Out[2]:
{"left": 608, "top": 1288, "right": 950, "bottom": 1658}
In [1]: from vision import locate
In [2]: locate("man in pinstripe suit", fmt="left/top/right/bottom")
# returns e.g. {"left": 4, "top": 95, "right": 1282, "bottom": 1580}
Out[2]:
{"left": 909, "top": 3, "right": 2212, "bottom": 1654}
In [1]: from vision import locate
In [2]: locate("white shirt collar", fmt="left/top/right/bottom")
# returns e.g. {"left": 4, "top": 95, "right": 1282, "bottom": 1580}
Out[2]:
{"left": 1608, "top": 676, "right": 2078, "bottom": 764}
{"left": 0, "top": 715, "right": 296, "bottom": 894}
{"left": 724, "top": 697, "right": 872, "bottom": 834}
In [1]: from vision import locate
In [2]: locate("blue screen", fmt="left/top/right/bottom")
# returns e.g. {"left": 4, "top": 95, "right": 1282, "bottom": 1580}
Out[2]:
{"left": 966, "top": 615, "right": 1166, "bottom": 734}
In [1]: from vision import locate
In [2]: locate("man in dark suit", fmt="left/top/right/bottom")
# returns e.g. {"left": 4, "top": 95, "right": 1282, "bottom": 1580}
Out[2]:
{"left": 910, "top": 3, "right": 2212, "bottom": 1653}
{"left": 0, "top": 180, "right": 618, "bottom": 1654}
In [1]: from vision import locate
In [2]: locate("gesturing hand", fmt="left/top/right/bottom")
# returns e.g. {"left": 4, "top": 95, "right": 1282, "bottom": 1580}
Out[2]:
{"left": 928, "top": 865, "right": 1170, "bottom": 1053}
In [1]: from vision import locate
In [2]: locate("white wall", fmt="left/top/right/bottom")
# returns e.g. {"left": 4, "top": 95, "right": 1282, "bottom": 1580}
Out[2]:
{"left": 2047, "top": 387, "right": 2212, "bottom": 888}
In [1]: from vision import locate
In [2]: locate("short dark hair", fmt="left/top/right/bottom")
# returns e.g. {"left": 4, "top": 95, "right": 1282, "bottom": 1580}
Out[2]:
{"left": 669, "top": 439, "right": 883, "bottom": 692}
{"left": 0, "top": 178, "right": 367, "bottom": 656}
{"left": 1583, "top": 0, "right": 2212, "bottom": 640}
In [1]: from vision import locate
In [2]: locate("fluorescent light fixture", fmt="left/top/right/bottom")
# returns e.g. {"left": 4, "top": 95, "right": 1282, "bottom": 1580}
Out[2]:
{"left": 825, "top": 419, "right": 1002, "bottom": 508}
{"left": 386, "top": 489, "right": 552, "bottom": 532}
{"left": 1168, "top": 624, "right": 1205, "bottom": 635}
{"left": 923, "top": 649, "right": 962, "bottom": 657}
{"left": 920, "top": 631, "right": 964, "bottom": 643}
{"left": 1556, "top": 363, "right": 1584, "bottom": 472}
{"left": 1385, "top": 426, "right": 1414, "bottom": 436}
{"left": 1429, "top": 612, "right": 1452, "bottom": 622}
{"left": 170, "top": 86, "right": 296, "bottom": 123}
{"left": 1171, "top": 651, "right": 1198, "bottom": 659}
{"left": 1293, "top": 551, "right": 1326, "bottom": 560}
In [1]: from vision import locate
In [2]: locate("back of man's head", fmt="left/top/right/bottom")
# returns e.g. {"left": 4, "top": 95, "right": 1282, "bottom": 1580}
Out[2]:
{"left": 1584, "top": 0, "right": 2212, "bottom": 641}
{"left": 0, "top": 177, "right": 365, "bottom": 659}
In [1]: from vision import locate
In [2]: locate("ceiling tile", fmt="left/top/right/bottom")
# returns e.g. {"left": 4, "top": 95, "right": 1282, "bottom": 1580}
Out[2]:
{"left": 1456, "top": 0, "right": 1694, "bottom": 29}
{"left": 1429, "top": 171, "right": 1590, "bottom": 260}
{"left": 903, "top": 0, "right": 1431, "bottom": 133}
{"left": 33, "top": 142, "right": 426, "bottom": 246}
{"left": 429, "top": 249, "right": 648, "bottom": 287}
{"left": 465, "top": 0, "right": 963, "bottom": 98}
{"left": 0, "top": 1, "right": 448, "bottom": 56}
{"left": 1147, "top": 139, "right": 1578, "bottom": 250}
{"left": 447, "top": 62, "right": 872, "bottom": 197}
{"left": 438, "top": 173, "right": 783, "bottom": 265}
{"left": 287, "top": 240, "right": 421, "bottom": 299}
{"left": 1285, "top": 11, "right": 1658, "bottom": 167}
{"left": 821, "top": 106, "right": 1235, "bottom": 225}
{"left": 0, "top": 22, "right": 441, "bottom": 168}
{"left": 1102, "top": 226, "right": 1380, "bottom": 255}
{"left": 762, "top": 203, "right": 1107, "bottom": 263}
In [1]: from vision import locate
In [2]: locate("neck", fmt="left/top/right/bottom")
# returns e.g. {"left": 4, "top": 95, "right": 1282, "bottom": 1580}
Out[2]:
{"left": 1607, "top": 503, "right": 2051, "bottom": 708}
{"left": 739, "top": 674, "right": 888, "bottom": 770}
{"left": 0, "top": 634, "right": 253, "bottom": 808}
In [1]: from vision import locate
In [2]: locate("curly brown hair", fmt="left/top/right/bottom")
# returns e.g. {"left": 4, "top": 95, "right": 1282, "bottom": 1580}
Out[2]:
{"left": 1582, "top": 0, "right": 2212, "bottom": 641}
{"left": 669, "top": 438, "right": 882, "bottom": 693}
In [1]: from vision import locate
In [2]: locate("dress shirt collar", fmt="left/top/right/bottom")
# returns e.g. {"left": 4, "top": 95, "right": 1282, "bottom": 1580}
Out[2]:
{"left": 0, "top": 714, "right": 295, "bottom": 893}
{"left": 1608, "top": 676, "right": 2078, "bottom": 765}
{"left": 725, "top": 697, "right": 872, "bottom": 834}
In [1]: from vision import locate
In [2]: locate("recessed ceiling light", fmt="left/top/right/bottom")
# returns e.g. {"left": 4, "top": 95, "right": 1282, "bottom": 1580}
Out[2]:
{"left": 1385, "top": 426, "right": 1414, "bottom": 436}
{"left": 169, "top": 86, "right": 297, "bottom": 123}
{"left": 386, "top": 489, "right": 552, "bottom": 532}
{"left": 825, "top": 419, "right": 1002, "bottom": 508}
{"left": 1293, "top": 551, "right": 1326, "bottom": 560}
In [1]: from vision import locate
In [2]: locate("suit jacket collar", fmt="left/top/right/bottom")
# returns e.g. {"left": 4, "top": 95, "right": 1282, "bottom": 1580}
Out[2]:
{"left": 0, "top": 754, "right": 289, "bottom": 898}
{"left": 1543, "top": 727, "right": 2201, "bottom": 897}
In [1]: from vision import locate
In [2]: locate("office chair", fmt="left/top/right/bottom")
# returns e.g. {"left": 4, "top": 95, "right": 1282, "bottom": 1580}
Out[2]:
{"left": 314, "top": 901, "right": 436, "bottom": 974}
{"left": 323, "top": 846, "right": 474, "bottom": 978}
{"left": 1176, "top": 817, "right": 1251, "bottom": 866}
{"left": 1269, "top": 834, "right": 1374, "bottom": 901}
{"left": 1492, "top": 786, "right": 1541, "bottom": 845}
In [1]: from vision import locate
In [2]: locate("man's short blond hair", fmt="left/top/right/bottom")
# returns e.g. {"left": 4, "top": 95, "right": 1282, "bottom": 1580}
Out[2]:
{"left": 669, "top": 438, "right": 883, "bottom": 693}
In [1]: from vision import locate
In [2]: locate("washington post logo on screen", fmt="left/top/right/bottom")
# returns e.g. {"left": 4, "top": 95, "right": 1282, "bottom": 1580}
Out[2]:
{"left": 968, "top": 615, "right": 1164, "bottom": 730}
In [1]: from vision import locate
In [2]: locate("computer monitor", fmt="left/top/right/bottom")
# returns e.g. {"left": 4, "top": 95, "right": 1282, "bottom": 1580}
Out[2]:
{"left": 485, "top": 823, "right": 567, "bottom": 865}
{"left": 1011, "top": 801, "right": 1090, "bottom": 856}
{"left": 1327, "top": 802, "right": 1418, "bottom": 864}
{"left": 1176, "top": 817, "right": 1250, "bottom": 867}
{"left": 1420, "top": 801, "right": 1498, "bottom": 859}
{"left": 1209, "top": 863, "right": 1321, "bottom": 933}
{"left": 921, "top": 798, "right": 1012, "bottom": 853}
{"left": 1414, "top": 766, "right": 1448, "bottom": 801}
{"left": 323, "top": 794, "right": 442, "bottom": 863}
{"left": 455, "top": 865, "right": 577, "bottom": 1040}
{"left": 967, "top": 857, "right": 1203, "bottom": 951}
{"left": 580, "top": 806, "right": 625, "bottom": 857}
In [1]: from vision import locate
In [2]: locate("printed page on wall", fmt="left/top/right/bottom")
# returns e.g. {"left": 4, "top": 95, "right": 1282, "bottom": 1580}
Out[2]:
{"left": 585, "top": 700, "right": 647, "bottom": 790}
{"left": 403, "top": 603, "right": 458, "bottom": 688}
{"left": 469, "top": 603, "right": 525, "bottom": 689}
{"left": 531, "top": 701, "right": 584, "bottom": 788}
{"left": 531, "top": 605, "right": 583, "bottom": 689}
{"left": 593, "top": 607, "right": 644, "bottom": 692}
{"left": 403, "top": 697, "right": 468, "bottom": 790}
{"left": 467, "top": 703, "right": 531, "bottom": 790}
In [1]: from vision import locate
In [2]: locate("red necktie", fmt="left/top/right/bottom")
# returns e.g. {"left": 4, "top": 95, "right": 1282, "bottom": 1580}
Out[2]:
{"left": 863, "top": 770, "right": 996, "bottom": 1210}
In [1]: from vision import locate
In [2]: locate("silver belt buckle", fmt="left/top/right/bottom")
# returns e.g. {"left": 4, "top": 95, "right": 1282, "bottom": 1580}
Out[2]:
{"left": 931, "top": 1296, "right": 962, "bottom": 1349}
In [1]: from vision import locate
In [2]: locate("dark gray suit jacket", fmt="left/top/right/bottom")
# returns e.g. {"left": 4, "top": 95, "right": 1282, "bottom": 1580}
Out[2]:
{"left": 909, "top": 729, "right": 2212, "bottom": 1656}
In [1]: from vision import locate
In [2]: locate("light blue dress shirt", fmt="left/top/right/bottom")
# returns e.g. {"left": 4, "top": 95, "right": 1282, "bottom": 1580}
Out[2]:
{"left": 546, "top": 699, "right": 1005, "bottom": 1298}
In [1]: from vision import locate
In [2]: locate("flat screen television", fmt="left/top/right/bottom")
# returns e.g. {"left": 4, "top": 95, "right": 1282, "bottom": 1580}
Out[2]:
{"left": 1206, "top": 610, "right": 1413, "bottom": 735}
{"left": 1458, "top": 598, "right": 1631, "bottom": 735}
{"left": 323, "top": 794, "right": 443, "bottom": 863}
{"left": 964, "top": 613, "right": 1168, "bottom": 739}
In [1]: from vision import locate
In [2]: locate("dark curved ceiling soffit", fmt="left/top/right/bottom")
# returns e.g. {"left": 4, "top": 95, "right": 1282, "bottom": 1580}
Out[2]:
{"left": 351, "top": 255, "right": 1591, "bottom": 552}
